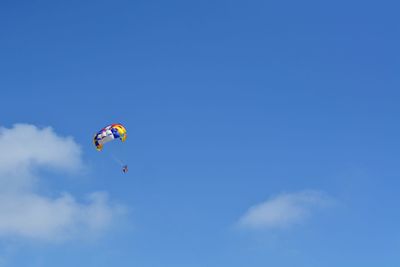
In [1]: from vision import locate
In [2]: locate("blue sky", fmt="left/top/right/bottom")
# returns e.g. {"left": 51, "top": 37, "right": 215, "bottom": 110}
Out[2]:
{"left": 0, "top": 0, "right": 400, "bottom": 266}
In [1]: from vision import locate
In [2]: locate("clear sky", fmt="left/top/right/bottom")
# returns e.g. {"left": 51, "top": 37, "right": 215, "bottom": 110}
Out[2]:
{"left": 0, "top": 0, "right": 399, "bottom": 266}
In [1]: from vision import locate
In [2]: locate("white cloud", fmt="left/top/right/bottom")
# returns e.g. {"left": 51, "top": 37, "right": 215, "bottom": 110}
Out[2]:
{"left": 0, "top": 192, "right": 123, "bottom": 242}
{"left": 238, "top": 190, "right": 331, "bottom": 230}
{"left": 0, "top": 124, "right": 123, "bottom": 242}
{"left": 0, "top": 124, "right": 83, "bottom": 192}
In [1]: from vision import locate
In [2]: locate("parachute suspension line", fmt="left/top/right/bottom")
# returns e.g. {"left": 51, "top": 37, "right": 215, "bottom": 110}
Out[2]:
{"left": 110, "top": 153, "right": 125, "bottom": 167}
{"left": 102, "top": 148, "right": 125, "bottom": 167}
{"left": 110, "top": 153, "right": 128, "bottom": 173}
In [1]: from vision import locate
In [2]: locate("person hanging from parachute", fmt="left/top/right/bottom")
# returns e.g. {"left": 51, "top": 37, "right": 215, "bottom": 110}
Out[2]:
{"left": 122, "top": 165, "right": 128, "bottom": 173}
{"left": 93, "top": 123, "right": 128, "bottom": 173}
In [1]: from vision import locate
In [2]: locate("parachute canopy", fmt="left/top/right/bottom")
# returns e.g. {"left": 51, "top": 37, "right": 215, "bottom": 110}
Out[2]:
{"left": 93, "top": 123, "right": 127, "bottom": 151}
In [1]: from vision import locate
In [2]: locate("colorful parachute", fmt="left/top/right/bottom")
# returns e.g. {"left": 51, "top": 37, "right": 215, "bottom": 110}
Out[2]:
{"left": 93, "top": 123, "right": 127, "bottom": 151}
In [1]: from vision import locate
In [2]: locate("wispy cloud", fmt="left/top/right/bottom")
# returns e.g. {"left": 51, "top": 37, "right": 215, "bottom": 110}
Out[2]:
{"left": 0, "top": 124, "right": 123, "bottom": 242}
{"left": 238, "top": 190, "right": 332, "bottom": 230}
